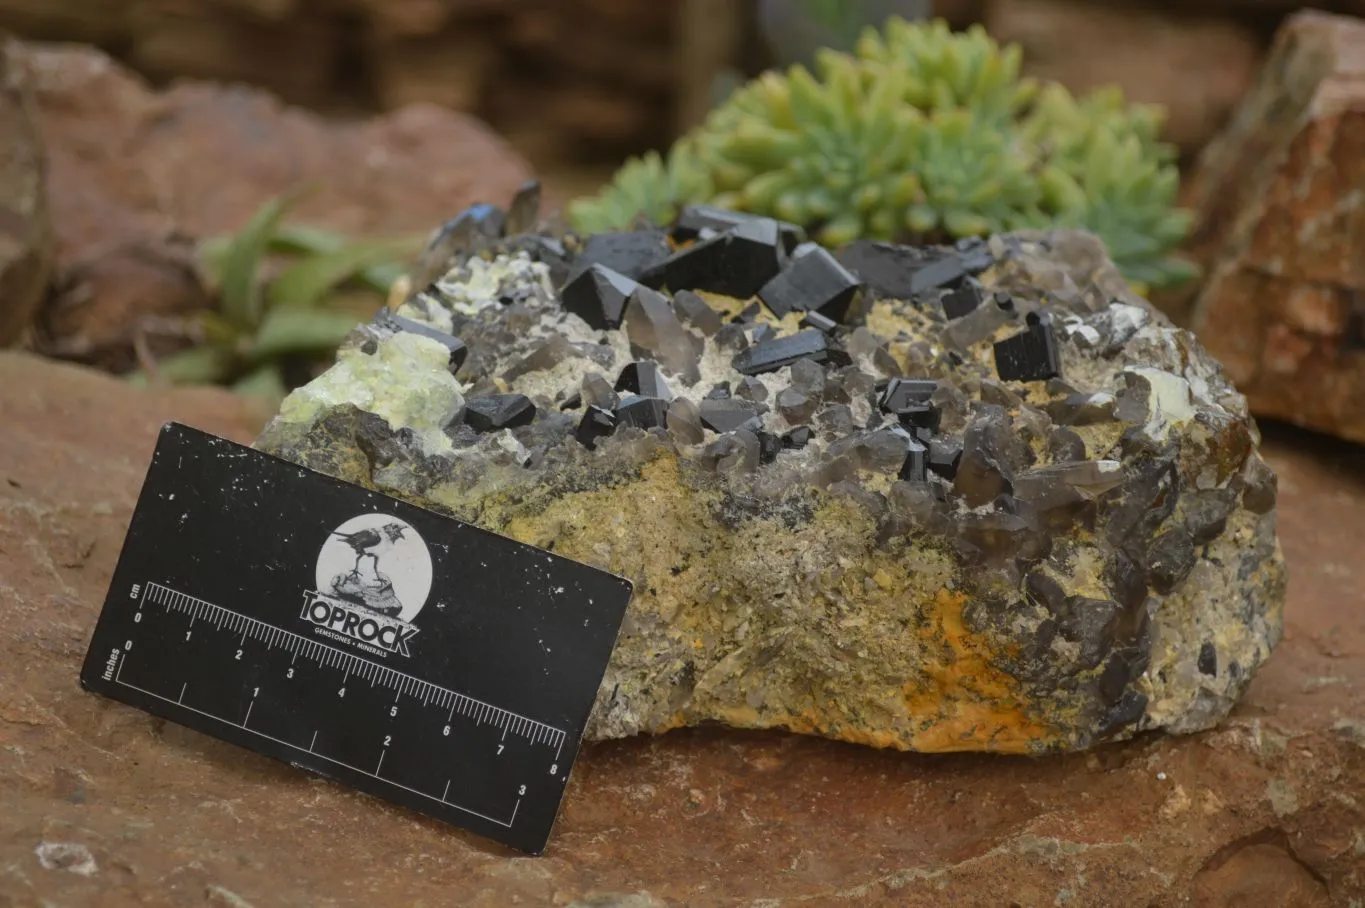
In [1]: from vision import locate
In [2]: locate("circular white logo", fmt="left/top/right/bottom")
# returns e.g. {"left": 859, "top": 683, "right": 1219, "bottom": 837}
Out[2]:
{"left": 315, "top": 514, "right": 433, "bottom": 624}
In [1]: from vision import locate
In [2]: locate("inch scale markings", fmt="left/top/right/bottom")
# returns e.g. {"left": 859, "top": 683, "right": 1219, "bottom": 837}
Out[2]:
{"left": 115, "top": 581, "right": 567, "bottom": 827}
{"left": 112, "top": 652, "right": 521, "bottom": 828}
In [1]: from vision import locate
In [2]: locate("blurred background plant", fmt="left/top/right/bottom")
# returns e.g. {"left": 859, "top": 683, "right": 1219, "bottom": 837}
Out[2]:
{"left": 126, "top": 195, "right": 420, "bottom": 407}
{"left": 4, "top": 0, "right": 1296, "bottom": 398}
{"left": 571, "top": 16, "right": 1194, "bottom": 291}
{"left": 761, "top": 0, "right": 933, "bottom": 66}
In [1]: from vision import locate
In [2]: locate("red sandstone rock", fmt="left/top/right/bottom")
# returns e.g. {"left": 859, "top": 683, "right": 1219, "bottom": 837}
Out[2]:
{"left": 21, "top": 41, "right": 532, "bottom": 370}
{"left": 0, "top": 36, "right": 51, "bottom": 347}
{"left": 985, "top": 0, "right": 1264, "bottom": 155}
{"left": 1186, "top": 10, "right": 1365, "bottom": 444}
{"left": 1, "top": 352, "right": 1364, "bottom": 904}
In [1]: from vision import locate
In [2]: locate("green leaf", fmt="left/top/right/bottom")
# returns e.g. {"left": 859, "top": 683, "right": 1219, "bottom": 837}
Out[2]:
{"left": 196, "top": 234, "right": 233, "bottom": 293}
{"left": 362, "top": 262, "right": 406, "bottom": 295}
{"left": 248, "top": 308, "right": 362, "bottom": 363}
{"left": 267, "top": 237, "right": 418, "bottom": 310}
{"left": 198, "top": 310, "right": 241, "bottom": 347}
{"left": 231, "top": 363, "right": 289, "bottom": 406}
{"left": 125, "top": 346, "right": 235, "bottom": 387}
{"left": 220, "top": 194, "right": 298, "bottom": 331}
{"left": 271, "top": 226, "right": 422, "bottom": 294}
{"left": 270, "top": 224, "right": 347, "bottom": 255}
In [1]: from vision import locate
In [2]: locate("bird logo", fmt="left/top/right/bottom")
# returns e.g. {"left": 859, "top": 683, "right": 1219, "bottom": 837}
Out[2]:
{"left": 313, "top": 515, "right": 432, "bottom": 621}
{"left": 331, "top": 522, "right": 408, "bottom": 574}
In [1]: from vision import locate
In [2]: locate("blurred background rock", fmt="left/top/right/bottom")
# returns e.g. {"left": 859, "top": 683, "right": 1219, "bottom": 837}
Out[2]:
{"left": 7, "top": 0, "right": 1365, "bottom": 441}
{"left": 2, "top": 0, "right": 1355, "bottom": 193}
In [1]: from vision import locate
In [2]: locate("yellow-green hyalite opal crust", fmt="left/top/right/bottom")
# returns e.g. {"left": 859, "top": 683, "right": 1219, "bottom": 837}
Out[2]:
{"left": 255, "top": 228, "right": 1282, "bottom": 754}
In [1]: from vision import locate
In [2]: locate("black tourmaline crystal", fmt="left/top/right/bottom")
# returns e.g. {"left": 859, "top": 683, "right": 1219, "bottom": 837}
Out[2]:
{"left": 567, "top": 230, "right": 672, "bottom": 285}
{"left": 757, "top": 247, "right": 862, "bottom": 321}
{"left": 782, "top": 426, "right": 813, "bottom": 449}
{"left": 463, "top": 394, "right": 536, "bottom": 431}
{"left": 994, "top": 312, "right": 1062, "bottom": 382}
{"left": 836, "top": 241, "right": 973, "bottom": 299}
{"left": 561, "top": 263, "right": 639, "bottom": 330}
{"left": 908, "top": 255, "right": 966, "bottom": 294}
{"left": 801, "top": 311, "right": 839, "bottom": 333}
{"left": 663, "top": 219, "right": 784, "bottom": 299}
{"left": 941, "top": 281, "right": 983, "bottom": 320}
{"left": 673, "top": 204, "right": 804, "bottom": 252}
{"left": 836, "top": 241, "right": 923, "bottom": 298}
{"left": 898, "top": 436, "right": 929, "bottom": 482}
{"left": 757, "top": 431, "right": 784, "bottom": 464}
{"left": 733, "top": 330, "right": 851, "bottom": 376}
{"left": 616, "top": 395, "right": 669, "bottom": 430}
{"left": 879, "top": 378, "right": 937, "bottom": 414}
{"left": 373, "top": 311, "right": 468, "bottom": 373}
{"left": 615, "top": 361, "right": 673, "bottom": 400}
{"left": 575, "top": 405, "right": 617, "bottom": 449}
{"left": 928, "top": 437, "right": 963, "bottom": 479}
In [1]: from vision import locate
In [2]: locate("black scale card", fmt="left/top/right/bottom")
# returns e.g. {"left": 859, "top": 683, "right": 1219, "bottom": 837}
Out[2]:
{"left": 79, "top": 423, "right": 633, "bottom": 855}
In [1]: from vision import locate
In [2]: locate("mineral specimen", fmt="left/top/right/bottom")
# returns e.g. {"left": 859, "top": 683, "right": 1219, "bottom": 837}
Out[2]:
{"left": 561, "top": 264, "right": 637, "bottom": 330}
{"left": 757, "top": 247, "right": 862, "bottom": 321}
{"left": 505, "top": 179, "right": 542, "bottom": 236}
{"left": 372, "top": 311, "right": 468, "bottom": 373}
{"left": 942, "top": 281, "right": 983, "bottom": 320}
{"left": 671, "top": 290, "right": 723, "bottom": 335}
{"left": 674, "top": 204, "right": 804, "bottom": 253}
{"left": 462, "top": 394, "right": 535, "bottom": 432}
{"left": 994, "top": 312, "right": 1062, "bottom": 382}
{"left": 575, "top": 405, "right": 616, "bottom": 449}
{"left": 616, "top": 361, "right": 673, "bottom": 400}
{"left": 733, "top": 330, "right": 852, "bottom": 376}
{"left": 256, "top": 211, "right": 1285, "bottom": 755}
{"left": 616, "top": 395, "right": 669, "bottom": 431}
{"left": 662, "top": 218, "right": 785, "bottom": 299}
{"left": 800, "top": 311, "right": 839, "bottom": 334}
{"left": 567, "top": 230, "right": 672, "bottom": 285}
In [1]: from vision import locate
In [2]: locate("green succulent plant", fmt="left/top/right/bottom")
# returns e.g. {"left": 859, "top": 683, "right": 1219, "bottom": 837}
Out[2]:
{"left": 569, "top": 17, "right": 1195, "bottom": 289}
{"left": 569, "top": 143, "right": 713, "bottom": 236}
{"left": 127, "top": 195, "right": 421, "bottom": 406}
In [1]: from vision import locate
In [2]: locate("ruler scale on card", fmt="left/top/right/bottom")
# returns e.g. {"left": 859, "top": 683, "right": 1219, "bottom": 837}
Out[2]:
{"left": 80, "top": 423, "right": 632, "bottom": 855}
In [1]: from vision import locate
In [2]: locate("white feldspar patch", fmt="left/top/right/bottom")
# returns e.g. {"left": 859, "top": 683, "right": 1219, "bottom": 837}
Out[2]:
{"left": 396, "top": 294, "right": 455, "bottom": 334}
{"left": 1125, "top": 367, "right": 1195, "bottom": 442}
{"left": 434, "top": 252, "right": 553, "bottom": 316}
{"left": 277, "top": 332, "right": 463, "bottom": 454}
{"left": 1061, "top": 315, "right": 1103, "bottom": 349}
{"left": 1110, "top": 303, "right": 1149, "bottom": 340}
{"left": 495, "top": 432, "right": 533, "bottom": 466}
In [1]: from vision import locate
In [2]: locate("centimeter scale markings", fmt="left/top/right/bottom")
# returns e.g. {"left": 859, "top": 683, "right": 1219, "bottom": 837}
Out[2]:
{"left": 107, "top": 580, "right": 566, "bottom": 829}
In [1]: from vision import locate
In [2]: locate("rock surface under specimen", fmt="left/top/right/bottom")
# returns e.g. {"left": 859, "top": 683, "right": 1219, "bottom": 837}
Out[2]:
{"left": 257, "top": 208, "right": 1285, "bottom": 754}
{"left": 1185, "top": 10, "right": 1365, "bottom": 446}
{"left": 8, "top": 351, "right": 1364, "bottom": 904}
